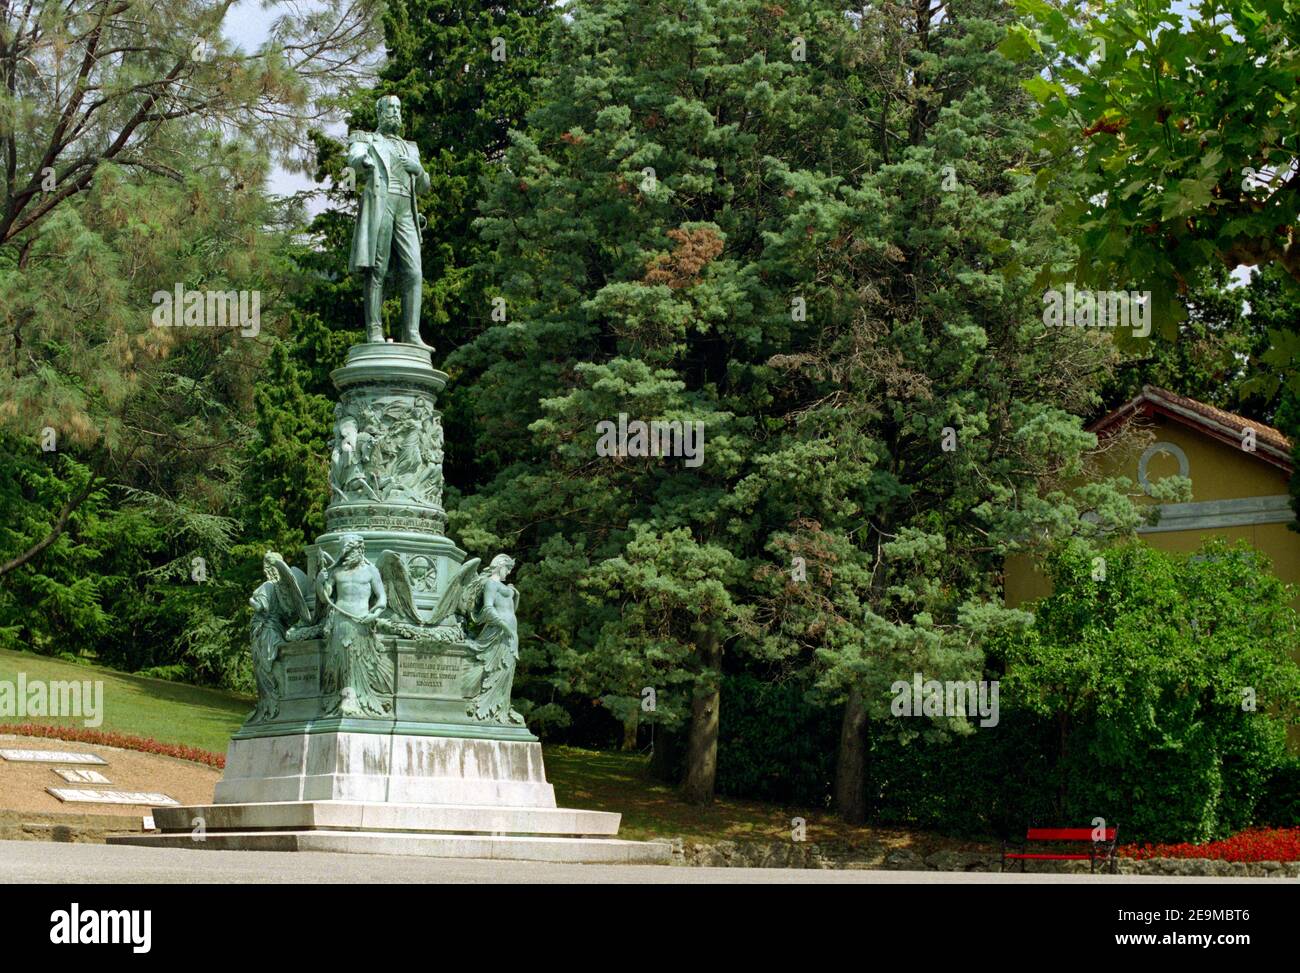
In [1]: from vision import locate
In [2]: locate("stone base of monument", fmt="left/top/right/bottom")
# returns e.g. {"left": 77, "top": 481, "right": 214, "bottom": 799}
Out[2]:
{"left": 107, "top": 733, "right": 673, "bottom": 864}
{"left": 212, "top": 732, "right": 558, "bottom": 806}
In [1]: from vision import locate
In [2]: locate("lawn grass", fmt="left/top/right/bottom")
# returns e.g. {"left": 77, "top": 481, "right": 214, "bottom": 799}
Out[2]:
{"left": 542, "top": 743, "right": 984, "bottom": 852}
{"left": 0, "top": 646, "right": 981, "bottom": 852}
{"left": 0, "top": 647, "right": 250, "bottom": 754}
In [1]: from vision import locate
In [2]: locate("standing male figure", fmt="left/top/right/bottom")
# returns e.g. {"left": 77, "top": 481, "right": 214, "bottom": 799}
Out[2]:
{"left": 347, "top": 95, "right": 433, "bottom": 350}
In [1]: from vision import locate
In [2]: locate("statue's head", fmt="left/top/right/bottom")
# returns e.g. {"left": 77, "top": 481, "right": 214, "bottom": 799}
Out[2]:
{"left": 340, "top": 533, "right": 367, "bottom": 565}
{"left": 489, "top": 554, "right": 515, "bottom": 580}
{"left": 375, "top": 95, "right": 402, "bottom": 134}
{"left": 262, "top": 551, "right": 280, "bottom": 582}
{"left": 338, "top": 417, "right": 358, "bottom": 441}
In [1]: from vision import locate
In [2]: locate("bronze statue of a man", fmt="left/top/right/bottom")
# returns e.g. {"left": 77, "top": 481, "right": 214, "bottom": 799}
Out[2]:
{"left": 347, "top": 95, "right": 432, "bottom": 350}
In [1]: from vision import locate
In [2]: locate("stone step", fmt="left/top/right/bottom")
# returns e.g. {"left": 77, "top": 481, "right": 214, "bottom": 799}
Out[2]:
{"left": 149, "top": 801, "right": 621, "bottom": 837}
{"left": 109, "top": 829, "right": 675, "bottom": 864}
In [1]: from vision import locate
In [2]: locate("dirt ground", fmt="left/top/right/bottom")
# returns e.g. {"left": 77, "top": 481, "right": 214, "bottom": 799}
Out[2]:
{"left": 0, "top": 733, "right": 219, "bottom": 816}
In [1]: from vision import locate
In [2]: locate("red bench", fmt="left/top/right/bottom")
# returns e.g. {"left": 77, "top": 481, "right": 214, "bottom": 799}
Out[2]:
{"left": 1001, "top": 826, "right": 1119, "bottom": 874}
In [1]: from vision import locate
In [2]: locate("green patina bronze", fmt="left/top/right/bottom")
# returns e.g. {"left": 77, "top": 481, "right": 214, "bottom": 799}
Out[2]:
{"left": 347, "top": 94, "right": 431, "bottom": 349}
{"left": 239, "top": 148, "right": 528, "bottom": 740}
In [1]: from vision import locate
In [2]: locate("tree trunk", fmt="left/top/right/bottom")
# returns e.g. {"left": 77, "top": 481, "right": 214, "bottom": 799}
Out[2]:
{"left": 835, "top": 687, "right": 869, "bottom": 824}
{"left": 682, "top": 631, "right": 722, "bottom": 804}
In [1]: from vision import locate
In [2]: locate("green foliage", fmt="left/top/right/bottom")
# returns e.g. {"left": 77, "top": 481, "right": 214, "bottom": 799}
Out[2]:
{"left": 451, "top": 0, "right": 873, "bottom": 738}
{"left": 995, "top": 538, "right": 1300, "bottom": 841}
{"left": 0, "top": 434, "right": 252, "bottom": 689}
{"left": 865, "top": 707, "right": 1059, "bottom": 837}
{"left": 0, "top": 142, "right": 291, "bottom": 689}
{"left": 1257, "top": 758, "right": 1300, "bottom": 827}
{"left": 1101, "top": 265, "right": 1294, "bottom": 423}
{"left": 240, "top": 340, "right": 334, "bottom": 559}
{"left": 446, "top": 0, "right": 1139, "bottom": 798}
{"left": 708, "top": 538, "right": 1300, "bottom": 842}
{"left": 1005, "top": 0, "right": 1300, "bottom": 334}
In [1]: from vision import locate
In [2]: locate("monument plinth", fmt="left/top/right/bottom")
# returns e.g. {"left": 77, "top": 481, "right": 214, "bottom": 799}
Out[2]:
{"left": 112, "top": 340, "right": 667, "bottom": 862}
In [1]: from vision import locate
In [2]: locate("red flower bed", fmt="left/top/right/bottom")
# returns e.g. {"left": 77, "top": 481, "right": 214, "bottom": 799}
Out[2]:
{"left": 1120, "top": 828, "right": 1300, "bottom": 863}
{"left": 0, "top": 722, "right": 225, "bottom": 769}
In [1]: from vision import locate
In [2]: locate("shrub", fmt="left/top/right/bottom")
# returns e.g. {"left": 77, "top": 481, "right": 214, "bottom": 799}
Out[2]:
{"left": 714, "top": 673, "right": 839, "bottom": 807}
{"left": 1256, "top": 759, "right": 1300, "bottom": 827}
{"left": 993, "top": 538, "right": 1300, "bottom": 842}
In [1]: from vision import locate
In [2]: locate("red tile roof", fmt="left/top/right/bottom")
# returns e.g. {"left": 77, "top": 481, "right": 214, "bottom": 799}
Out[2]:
{"left": 1089, "top": 386, "right": 1293, "bottom": 472}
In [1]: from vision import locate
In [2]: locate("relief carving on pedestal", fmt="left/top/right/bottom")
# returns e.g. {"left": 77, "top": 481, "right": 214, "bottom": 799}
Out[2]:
{"left": 329, "top": 397, "right": 444, "bottom": 508}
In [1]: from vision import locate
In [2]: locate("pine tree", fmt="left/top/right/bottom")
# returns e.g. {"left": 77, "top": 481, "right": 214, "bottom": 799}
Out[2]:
{"left": 453, "top": 0, "right": 864, "bottom": 800}
{"left": 451, "top": 0, "right": 1141, "bottom": 808}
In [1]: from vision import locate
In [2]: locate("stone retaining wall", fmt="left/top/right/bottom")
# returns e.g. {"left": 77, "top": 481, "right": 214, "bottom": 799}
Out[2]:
{"left": 673, "top": 839, "right": 1300, "bottom": 877}
{"left": 0, "top": 809, "right": 148, "bottom": 843}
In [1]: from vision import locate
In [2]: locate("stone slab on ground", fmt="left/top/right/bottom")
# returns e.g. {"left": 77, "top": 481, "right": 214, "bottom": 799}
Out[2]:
{"left": 0, "top": 734, "right": 218, "bottom": 815}
{"left": 48, "top": 788, "right": 179, "bottom": 807}
{"left": 52, "top": 769, "right": 111, "bottom": 784}
{"left": 0, "top": 749, "right": 107, "bottom": 765}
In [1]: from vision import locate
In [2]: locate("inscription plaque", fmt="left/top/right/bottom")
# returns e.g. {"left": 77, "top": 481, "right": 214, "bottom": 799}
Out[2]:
{"left": 282, "top": 654, "right": 320, "bottom": 699}
{"left": 398, "top": 651, "right": 467, "bottom": 699}
{"left": 48, "top": 788, "right": 179, "bottom": 806}
{"left": 53, "top": 768, "right": 111, "bottom": 784}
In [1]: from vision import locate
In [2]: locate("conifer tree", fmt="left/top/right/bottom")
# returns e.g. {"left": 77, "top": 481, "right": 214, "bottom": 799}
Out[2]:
{"left": 456, "top": 0, "right": 1139, "bottom": 806}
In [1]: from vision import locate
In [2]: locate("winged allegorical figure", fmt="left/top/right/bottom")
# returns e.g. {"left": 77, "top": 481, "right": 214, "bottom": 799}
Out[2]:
{"left": 376, "top": 551, "right": 480, "bottom": 639}
{"left": 248, "top": 552, "right": 314, "bottom": 723}
{"left": 459, "top": 555, "right": 524, "bottom": 726}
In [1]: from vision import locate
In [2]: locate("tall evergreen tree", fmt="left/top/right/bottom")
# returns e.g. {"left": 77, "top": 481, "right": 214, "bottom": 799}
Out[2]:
{"left": 454, "top": 0, "right": 1139, "bottom": 807}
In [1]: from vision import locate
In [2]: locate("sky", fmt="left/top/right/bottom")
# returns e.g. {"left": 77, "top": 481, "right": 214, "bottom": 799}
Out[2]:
{"left": 222, "top": 0, "right": 337, "bottom": 201}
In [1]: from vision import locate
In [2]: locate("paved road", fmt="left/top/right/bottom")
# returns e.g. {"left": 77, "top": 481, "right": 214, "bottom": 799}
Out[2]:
{"left": 0, "top": 840, "right": 1282, "bottom": 883}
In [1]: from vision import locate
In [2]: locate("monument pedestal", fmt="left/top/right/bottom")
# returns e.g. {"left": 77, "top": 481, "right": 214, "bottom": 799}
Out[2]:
{"left": 108, "top": 342, "right": 671, "bottom": 864}
{"left": 108, "top": 732, "right": 672, "bottom": 863}
{"left": 110, "top": 800, "right": 670, "bottom": 863}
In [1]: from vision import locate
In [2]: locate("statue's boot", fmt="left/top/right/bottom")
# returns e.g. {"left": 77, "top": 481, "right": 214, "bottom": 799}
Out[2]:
{"left": 404, "top": 326, "right": 434, "bottom": 352}
{"left": 399, "top": 282, "right": 433, "bottom": 351}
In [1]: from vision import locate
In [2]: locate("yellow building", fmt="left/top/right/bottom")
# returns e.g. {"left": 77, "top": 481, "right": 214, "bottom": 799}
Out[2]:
{"left": 1005, "top": 385, "right": 1299, "bottom": 608}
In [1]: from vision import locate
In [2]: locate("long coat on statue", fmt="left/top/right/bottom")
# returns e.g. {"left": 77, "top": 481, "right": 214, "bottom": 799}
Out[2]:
{"left": 346, "top": 130, "right": 431, "bottom": 275}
